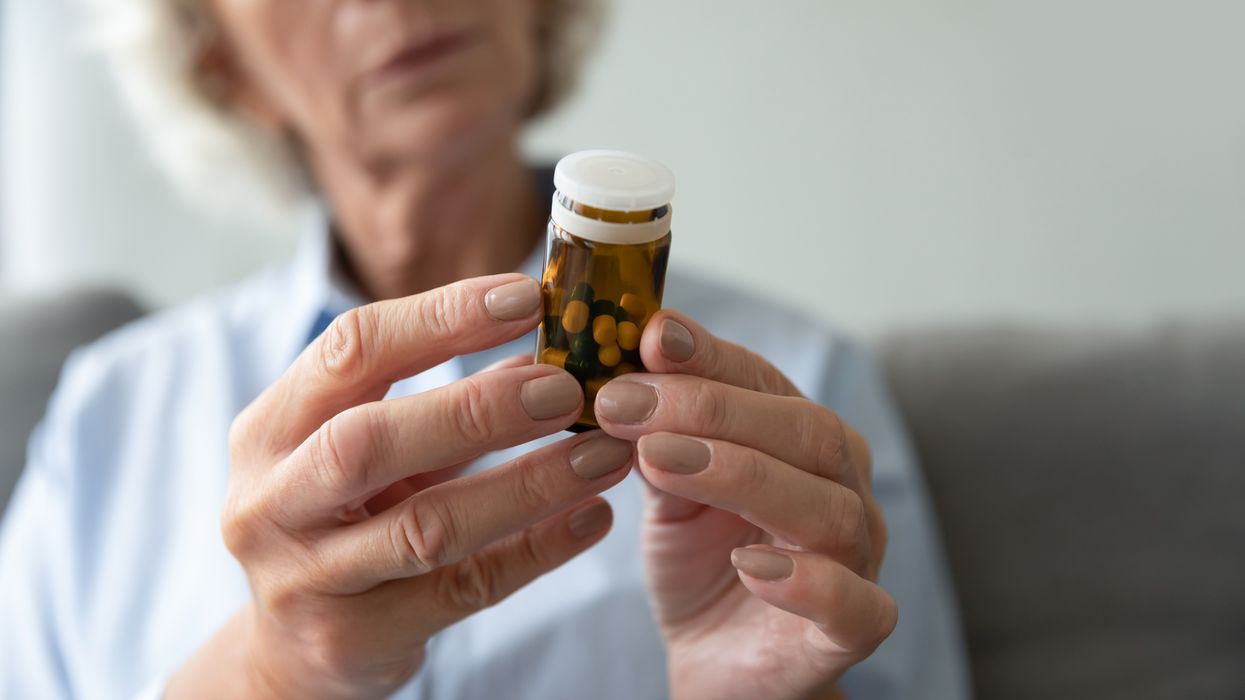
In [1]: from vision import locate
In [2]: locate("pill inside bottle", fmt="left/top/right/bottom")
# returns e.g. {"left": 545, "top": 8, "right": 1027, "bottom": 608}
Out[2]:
{"left": 536, "top": 150, "right": 675, "bottom": 431}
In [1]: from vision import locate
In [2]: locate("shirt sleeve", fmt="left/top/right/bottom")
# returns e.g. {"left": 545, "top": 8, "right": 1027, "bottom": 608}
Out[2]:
{"left": 816, "top": 338, "right": 971, "bottom": 700}
{"left": 0, "top": 415, "right": 80, "bottom": 697}
{"left": 0, "top": 354, "right": 173, "bottom": 700}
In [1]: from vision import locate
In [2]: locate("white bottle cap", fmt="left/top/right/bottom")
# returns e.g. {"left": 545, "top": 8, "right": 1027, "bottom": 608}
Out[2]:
{"left": 554, "top": 150, "right": 676, "bottom": 212}
{"left": 551, "top": 150, "right": 675, "bottom": 244}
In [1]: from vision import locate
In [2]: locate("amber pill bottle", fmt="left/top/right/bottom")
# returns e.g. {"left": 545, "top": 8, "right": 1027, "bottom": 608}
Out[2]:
{"left": 537, "top": 151, "right": 676, "bottom": 431}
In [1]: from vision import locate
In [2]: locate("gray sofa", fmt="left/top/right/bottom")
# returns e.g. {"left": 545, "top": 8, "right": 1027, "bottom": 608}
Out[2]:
{"left": 0, "top": 290, "right": 145, "bottom": 508}
{"left": 1, "top": 290, "right": 1241, "bottom": 699}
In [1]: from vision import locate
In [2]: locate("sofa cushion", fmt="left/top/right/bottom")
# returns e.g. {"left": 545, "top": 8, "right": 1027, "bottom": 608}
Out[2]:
{"left": 881, "top": 320, "right": 1245, "bottom": 700}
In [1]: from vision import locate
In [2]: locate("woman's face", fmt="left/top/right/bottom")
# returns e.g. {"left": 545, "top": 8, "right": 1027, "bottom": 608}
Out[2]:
{"left": 209, "top": 0, "right": 540, "bottom": 169}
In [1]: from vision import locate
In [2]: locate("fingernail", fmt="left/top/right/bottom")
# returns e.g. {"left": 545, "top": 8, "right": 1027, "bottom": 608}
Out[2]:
{"left": 520, "top": 373, "right": 582, "bottom": 420}
{"left": 568, "top": 500, "right": 613, "bottom": 538}
{"left": 660, "top": 319, "right": 695, "bottom": 362}
{"left": 731, "top": 548, "right": 794, "bottom": 581}
{"left": 485, "top": 279, "right": 542, "bottom": 321}
{"left": 569, "top": 433, "right": 633, "bottom": 480}
{"left": 639, "top": 434, "right": 710, "bottom": 475}
{"left": 595, "top": 382, "right": 658, "bottom": 424}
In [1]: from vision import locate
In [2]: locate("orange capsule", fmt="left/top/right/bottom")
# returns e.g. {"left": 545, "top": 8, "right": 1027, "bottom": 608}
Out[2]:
{"left": 598, "top": 344, "right": 622, "bottom": 368}
{"left": 541, "top": 347, "right": 569, "bottom": 369}
{"left": 617, "top": 321, "right": 641, "bottom": 351}
{"left": 562, "top": 300, "right": 590, "bottom": 334}
{"left": 592, "top": 315, "right": 618, "bottom": 345}
{"left": 619, "top": 293, "right": 647, "bottom": 322}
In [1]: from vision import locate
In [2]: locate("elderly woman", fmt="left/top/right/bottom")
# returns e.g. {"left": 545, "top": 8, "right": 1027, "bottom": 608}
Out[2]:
{"left": 0, "top": 1, "right": 967, "bottom": 698}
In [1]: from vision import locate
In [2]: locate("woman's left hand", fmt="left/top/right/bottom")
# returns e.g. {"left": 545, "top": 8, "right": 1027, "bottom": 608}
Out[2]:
{"left": 594, "top": 310, "right": 897, "bottom": 700}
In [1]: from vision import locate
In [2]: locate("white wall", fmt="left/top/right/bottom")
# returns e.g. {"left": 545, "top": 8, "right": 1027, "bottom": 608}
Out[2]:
{"left": 5, "top": 0, "right": 1245, "bottom": 336}
{"left": 0, "top": 0, "right": 291, "bottom": 305}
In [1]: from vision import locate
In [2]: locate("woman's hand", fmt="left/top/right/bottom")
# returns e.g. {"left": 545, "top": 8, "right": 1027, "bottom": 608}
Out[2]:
{"left": 167, "top": 274, "right": 633, "bottom": 700}
{"left": 594, "top": 310, "right": 896, "bottom": 700}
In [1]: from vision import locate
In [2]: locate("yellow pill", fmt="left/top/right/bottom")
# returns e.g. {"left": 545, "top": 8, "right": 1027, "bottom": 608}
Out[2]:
{"left": 562, "top": 300, "right": 590, "bottom": 334}
{"left": 541, "top": 347, "right": 569, "bottom": 369}
{"left": 598, "top": 344, "right": 622, "bottom": 368}
{"left": 592, "top": 315, "right": 618, "bottom": 345}
{"left": 617, "top": 321, "right": 641, "bottom": 350}
{"left": 613, "top": 362, "right": 638, "bottom": 377}
{"left": 619, "top": 293, "right": 647, "bottom": 322}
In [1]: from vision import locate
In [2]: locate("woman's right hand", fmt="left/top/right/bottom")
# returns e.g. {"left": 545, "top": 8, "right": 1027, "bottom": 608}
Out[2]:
{"left": 166, "top": 274, "right": 632, "bottom": 699}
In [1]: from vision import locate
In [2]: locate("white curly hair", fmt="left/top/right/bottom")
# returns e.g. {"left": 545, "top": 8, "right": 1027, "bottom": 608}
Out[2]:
{"left": 85, "top": 0, "right": 604, "bottom": 226}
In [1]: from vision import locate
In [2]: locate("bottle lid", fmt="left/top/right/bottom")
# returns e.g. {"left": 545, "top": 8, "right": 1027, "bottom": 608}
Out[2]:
{"left": 553, "top": 150, "right": 675, "bottom": 212}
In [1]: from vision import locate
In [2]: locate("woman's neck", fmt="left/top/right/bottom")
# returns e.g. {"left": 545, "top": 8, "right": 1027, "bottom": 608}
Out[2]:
{"left": 308, "top": 135, "right": 544, "bottom": 302}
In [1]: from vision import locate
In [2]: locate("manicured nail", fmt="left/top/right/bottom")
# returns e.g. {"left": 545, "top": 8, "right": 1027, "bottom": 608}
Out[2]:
{"left": 639, "top": 434, "right": 710, "bottom": 474}
{"left": 568, "top": 433, "right": 633, "bottom": 480}
{"left": 731, "top": 548, "right": 794, "bottom": 581}
{"left": 659, "top": 319, "right": 695, "bottom": 362}
{"left": 568, "top": 500, "right": 613, "bottom": 538}
{"left": 485, "top": 279, "right": 542, "bottom": 321}
{"left": 520, "top": 373, "right": 582, "bottom": 420}
{"left": 595, "top": 382, "right": 658, "bottom": 424}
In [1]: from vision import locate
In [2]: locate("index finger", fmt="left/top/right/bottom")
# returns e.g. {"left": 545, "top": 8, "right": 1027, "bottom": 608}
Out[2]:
{"left": 637, "top": 309, "right": 802, "bottom": 398}
{"left": 239, "top": 274, "right": 543, "bottom": 456}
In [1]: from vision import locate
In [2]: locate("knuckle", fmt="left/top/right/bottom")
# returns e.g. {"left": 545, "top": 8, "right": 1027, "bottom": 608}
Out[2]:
{"left": 310, "top": 415, "right": 361, "bottom": 497}
{"left": 390, "top": 500, "right": 453, "bottom": 573}
{"left": 228, "top": 407, "right": 258, "bottom": 459}
{"left": 848, "top": 425, "right": 875, "bottom": 480}
{"left": 450, "top": 377, "right": 496, "bottom": 445}
{"left": 441, "top": 528, "right": 547, "bottom": 614}
{"left": 220, "top": 491, "right": 274, "bottom": 560}
{"left": 320, "top": 307, "right": 374, "bottom": 380}
{"left": 260, "top": 574, "right": 311, "bottom": 621}
{"left": 510, "top": 458, "right": 559, "bottom": 511}
{"left": 421, "top": 284, "right": 466, "bottom": 339}
{"left": 691, "top": 381, "right": 732, "bottom": 435}
{"left": 732, "top": 447, "right": 770, "bottom": 495}
{"left": 869, "top": 499, "right": 889, "bottom": 565}
{"left": 513, "top": 525, "right": 549, "bottom": 570}
{"left": 809, "top": 404, "right": 849, "bottom": 477}
{"left": 826, "top": 487, "right": 868, "bottom": 551}
{"left": 732, "top": 344, "right": 768, "bottom": 391}
{"left": 874, "top": 592, "right": 900, "bottom": 645}
{"left": 220, "top": 506, "right": 259, "bottom": 559}
{"left": 300, "top": 621, "right": 358, "bottom": 681}
{"left": 441, "top": 555, "right": 499, "bottom": 612}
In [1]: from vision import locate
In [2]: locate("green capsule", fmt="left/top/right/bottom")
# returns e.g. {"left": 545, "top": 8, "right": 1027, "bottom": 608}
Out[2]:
{"left": 569, "top": 332, "right": 597, "bottom": 360}
{"left": 619, "top": 293, "right": 647, "bottom": 322}
{"left": 570, "top": 282, "right": 595, "bottom": 303}
{"left": 564, "top": 352, "right": 598, "bottom": 380}
{"left": 591, "top": 299, "right": 616, "bottom": 318}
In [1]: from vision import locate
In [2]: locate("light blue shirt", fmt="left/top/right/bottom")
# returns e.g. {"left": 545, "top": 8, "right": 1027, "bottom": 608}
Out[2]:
{"left": 0, "top": 209, "right": 969, "bottom": 699}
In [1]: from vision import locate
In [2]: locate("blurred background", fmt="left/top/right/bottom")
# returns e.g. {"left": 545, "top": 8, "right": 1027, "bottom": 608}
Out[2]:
{"left": 5, "top": 0, "right": 1242, "bottom": 336}
{"left": 4, "top": 3, "right": 1245, "bottom": 699}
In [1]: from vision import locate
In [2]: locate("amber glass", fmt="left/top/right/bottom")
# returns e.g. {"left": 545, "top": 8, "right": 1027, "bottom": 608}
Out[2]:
{"left": 537, "top": 197, "right": 672, "bottom": 431}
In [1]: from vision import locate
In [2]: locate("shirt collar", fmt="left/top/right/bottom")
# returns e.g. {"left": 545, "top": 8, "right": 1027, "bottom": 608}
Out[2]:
{"left": 289, "top": 165, "right": 556, "bottom": 359}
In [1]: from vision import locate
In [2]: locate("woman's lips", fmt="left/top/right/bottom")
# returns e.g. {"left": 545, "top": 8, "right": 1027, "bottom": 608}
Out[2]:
{"left": 362, "top": 31, "right": 476, "bottom": 89}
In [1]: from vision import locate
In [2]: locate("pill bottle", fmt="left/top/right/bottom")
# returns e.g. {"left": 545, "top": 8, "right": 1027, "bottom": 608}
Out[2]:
{"left": 536, "top": 150, "right": 675, "bottom": 431}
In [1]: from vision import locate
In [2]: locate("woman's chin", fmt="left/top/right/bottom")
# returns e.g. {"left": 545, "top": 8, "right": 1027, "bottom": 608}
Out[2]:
{"left": 360, "top": 95, "right": 520, "bottom": 168}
